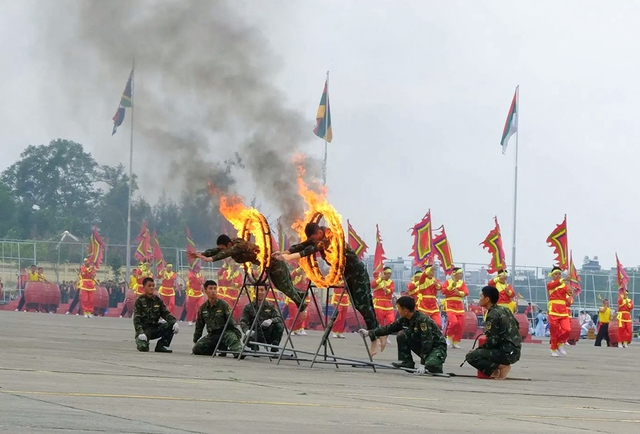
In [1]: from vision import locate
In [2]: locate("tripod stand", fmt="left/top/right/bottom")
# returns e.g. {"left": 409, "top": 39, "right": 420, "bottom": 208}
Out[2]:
{"left": 277, "top": 277, "right": 377, "bottom": 372}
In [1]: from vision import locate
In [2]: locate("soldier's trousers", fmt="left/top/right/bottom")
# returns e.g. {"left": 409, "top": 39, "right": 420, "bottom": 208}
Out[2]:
{"left": 268, "top": 259, "right": 305, "bottom": 308}
{"left": 136, "top": 322, "right": 174, "bottom": 352}
{"left": 396, "top": 331, "right": 447, "bottom": 373}
{"left": 192, "top": 331, "right": 241, "bottom": 356}
{"left": 466, "top": 346, "right": 521, "bottom": 377}
{"left": 254, "top": 323, "right": 284, "bottom": 346}
{"left": 344, "top": 256, "right": 378, "bottom": 336}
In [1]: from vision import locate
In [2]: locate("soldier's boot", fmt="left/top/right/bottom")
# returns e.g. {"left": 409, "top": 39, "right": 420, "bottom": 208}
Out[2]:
{"left": 155, "top": 343, "right": 173, "bottom": 353}
{"left": 136, "top": 339, "right": 150, "bottom": 352}
{"left": 391, "top": 361, "right": 415, "bottom": 369}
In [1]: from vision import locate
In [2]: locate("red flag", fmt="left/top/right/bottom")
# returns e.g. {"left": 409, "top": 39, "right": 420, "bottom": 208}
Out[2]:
{"left": 616, "top": 253, "right": 629, "bottom": 292}
{"left": 86, "top": 225, "right": 105, "bottom": 269}
{"left": 569, "top": 251, "right": 581, "bottom": 295}
{"left": 135, "top": 221, "right": 152, "bottom": 262}
{"left": 373, "top": 224, "right": 386, "bottom": 276}
{"left": 347, "top": 219, "right": 368, "bottom": 260}
{"left": 480, "top": 217, "right": 506, "bottom": 274}
{"left": 409, "top": 211, "right": 433, "bottom": 267}
{"left": 153, "top": 231, "right": 165, "bottom": 274}
{"left": 432, "top": 225, "right": 454, "bottom": 274}
{"left": 546, "top": 215, "right": 568, "bottom": 270}
{"left": 186, "top": 227, "right": 201, "bottom": 272}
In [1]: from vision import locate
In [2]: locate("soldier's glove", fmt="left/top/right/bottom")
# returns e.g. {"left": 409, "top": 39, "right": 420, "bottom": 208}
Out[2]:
{"left": 261, "top": 319, "right": 273, "bottom": 327}
{"left": 358, "top": 328, "right": 369, "bottom": 338}
{"left": 415, "top": 364, "right": 426, "bottom": 375}
{"left": 172, "top": 323, "right": 179, "bottom": 335}
{"left": 138, "top": 334, "right": 147, "bottom": 341}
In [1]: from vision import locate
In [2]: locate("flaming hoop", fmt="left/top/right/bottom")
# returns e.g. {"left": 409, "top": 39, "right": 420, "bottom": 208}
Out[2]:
{"left": 294, "top": 167, "right": 346, "bottom": 288}
{"left": 216, "top": 191, "right": 272, "bottom": 282}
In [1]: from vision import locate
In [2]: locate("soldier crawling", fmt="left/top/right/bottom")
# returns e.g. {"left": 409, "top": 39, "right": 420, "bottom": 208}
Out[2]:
{"left": 465, "top": 285, "right": 522, "bottom": 380}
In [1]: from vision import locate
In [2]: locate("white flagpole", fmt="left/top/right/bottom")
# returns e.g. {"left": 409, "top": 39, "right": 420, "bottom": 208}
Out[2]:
{"left": 510, "top": 85, "right": 519, "bottom": 282}
{"left": 322, "top": 70, "right": 329, "bottom": 186}
{"left": 125, "top": 59, "right": 135, "bottom": 287}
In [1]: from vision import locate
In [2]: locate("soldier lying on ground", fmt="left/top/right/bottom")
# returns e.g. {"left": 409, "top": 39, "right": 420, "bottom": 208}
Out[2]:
{"left": 192, "top": 280, "right": 243, "bottom": 357}
{"left": 465, "top": 285, "right": 522, "bottom": 380}
{"left": 359, "top": 296, "right": 447, "bottom": 374}
{"left": 133, "top": 277, "right": 179, "bottom": 353}
{"left": 241, "top": 285, "right": 284, "bottom": 353}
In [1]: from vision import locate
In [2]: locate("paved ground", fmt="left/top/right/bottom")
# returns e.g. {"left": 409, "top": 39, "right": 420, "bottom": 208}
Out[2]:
{"left": 0, "top": 311, "right": 638, "bottom": 434}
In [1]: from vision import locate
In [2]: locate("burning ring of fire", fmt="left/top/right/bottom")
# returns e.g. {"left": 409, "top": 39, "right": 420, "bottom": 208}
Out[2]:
{"left": 240, "top": 213, "right": 272, "bottom": 282}
{"left": 298, "top": 212, "right": 346, "bottom": 288}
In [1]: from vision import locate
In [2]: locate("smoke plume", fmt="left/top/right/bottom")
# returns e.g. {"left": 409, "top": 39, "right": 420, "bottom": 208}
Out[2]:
{"left": 34, "top": 0, "right": 320, "bottom": 224}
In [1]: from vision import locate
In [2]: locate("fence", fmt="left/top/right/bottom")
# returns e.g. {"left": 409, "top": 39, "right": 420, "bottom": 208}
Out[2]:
{"left": 0, "top": 239, "right": 637, "bottom": 317}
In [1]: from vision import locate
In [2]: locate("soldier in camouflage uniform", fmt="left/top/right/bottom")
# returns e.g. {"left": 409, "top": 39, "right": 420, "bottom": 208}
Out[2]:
{"left": 359, "top": 296, "right": 447, "bottom": 374}
{"left": 191, "top": 235, "right": 305, "bottom": 309}
{"left": 192, "top": 279, "right": 243, "bottom": 356}
{"left": 275, "top": 222, "right": 383, "bottom": 354}
{"left": 240, "top": 285, "right": 284, "bottom": 352}
{"left": 466, "top": 286, "right": 522, "bottom": 380}
{"left": 133, "top": 277, "right": 179, "bottom": 353}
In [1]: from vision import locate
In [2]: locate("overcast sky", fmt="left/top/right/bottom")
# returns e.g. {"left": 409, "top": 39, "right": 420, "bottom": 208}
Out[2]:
{"left": 1, "top": 1, "right": 639, "bottom": 269}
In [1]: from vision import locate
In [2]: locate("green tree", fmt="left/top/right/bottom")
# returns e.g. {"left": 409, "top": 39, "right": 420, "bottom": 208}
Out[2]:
{"left": 1, "top": 139, "right": 100, "bottom": 238}
{"left": 0, "top": 180, "right": 17, "bottom": 237}
{"left": 95, "top": 163, "right": 137, "bottom": 244}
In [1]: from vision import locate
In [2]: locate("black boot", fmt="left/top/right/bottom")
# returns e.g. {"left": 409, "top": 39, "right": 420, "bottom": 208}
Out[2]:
{"left": 391, "top": 361, "right": 415, "bottom": 369}
{"left": 155, "top": 344, "right": 173, "bottom": 353}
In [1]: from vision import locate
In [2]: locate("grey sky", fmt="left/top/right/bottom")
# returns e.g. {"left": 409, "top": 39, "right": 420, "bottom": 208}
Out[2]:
{"left": 1, "top": 1, "right": 638, "bottom": 269}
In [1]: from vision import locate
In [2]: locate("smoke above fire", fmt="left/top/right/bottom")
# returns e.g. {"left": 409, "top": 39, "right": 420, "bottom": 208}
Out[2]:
{"left": 33, "top": 0, "right": 321, "bottom": 225}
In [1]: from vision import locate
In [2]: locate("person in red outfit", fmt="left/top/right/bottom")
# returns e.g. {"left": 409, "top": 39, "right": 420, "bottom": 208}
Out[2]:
{"left": 488, "top": 269, "right": 516, "bottom": 313}
{"left": 441, "top": 267, "right": 468, "bottom": 349}
{"left": 78, "top": 259, "right": 97, "bottom": 318}
{"left": 617, "top": 290, "right": 634, "bottom": 348}
{"left": 546, "top": 266, "right": 572, "bottom": 357}
{"left": 372, "top": 267, "right": 396, "bottom": 330}
{"left": 409, "top": 265, "right": 442, "bottom": 328}
{"left": 158, "top": 264, "right": 177, "bottom": 315}
{"left": 331, "top": 287, "right": 350, "bottom": 339}
{"left": 186, "top": 270, "right": 205, "bottom": 325}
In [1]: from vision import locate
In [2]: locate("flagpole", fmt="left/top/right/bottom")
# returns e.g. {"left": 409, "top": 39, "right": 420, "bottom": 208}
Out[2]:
{"left": 322, "top": 70, "right": 329, "bottom": 186}
{"left": 125, "top": 58, "right": 135, "bottom": 287}
{"left": 510, "top": 85, "right": 519, "bottom": 283}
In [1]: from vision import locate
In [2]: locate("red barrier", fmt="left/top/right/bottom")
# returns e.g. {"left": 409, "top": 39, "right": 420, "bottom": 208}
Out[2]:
{"left": 93, "top": 286, "right": 109, "bottom": 315}
{"left": 608, "top": 321, "right": 619, "bottom": 346}
{"left": 514, "top": 314, "right": 531, "bottom": 340}
{"left": 567, "top": 318, "right": 581, "bottom": 345}
{"left": 462, "top": 311, "right": 479, "bottom": 339}
{"left": 24, "top": 282, "right": 60, "bottom": 311}
{"left": 124, "top": 291, "right": 138, "bottom": 316}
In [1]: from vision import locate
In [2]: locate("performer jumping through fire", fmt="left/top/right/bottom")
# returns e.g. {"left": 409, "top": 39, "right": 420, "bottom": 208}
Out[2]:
{"left": 273, "top": 222, "right": 384, "bottom": 356}
{"left": 488, "top": 269, "right": 516, "bottom": 313}
{"left": 547, "top": 266, "right": 572, "bottom": 357}
{"left": 190, "top": 235, "right": 306, "bottom": 311}
{"left": 441, "top": 267, "right": 468, "bottom": 349}
{"left": 408, "top": 265, "right": 442, "bottom": 328}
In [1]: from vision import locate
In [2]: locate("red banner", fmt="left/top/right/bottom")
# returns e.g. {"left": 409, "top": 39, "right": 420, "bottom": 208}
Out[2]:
{"left": 480, "top": 217, "right": 506, "bottom": 274}
{"left": 347, "top": 220, "right": 368, "bottom": 260}
{"left": 616, "top": 253, "right": 629, "bottom": 292}
{"left": 432, "top": 225, "right": 454, "bottom": 274}
{"left": 546, "top": 215, "right": 568, "bottom": 270}
{"left": 373, "top": 224, "right": 386, "bottom": 276}
{"left": 409, "top": 211, "right": 433, "bottom": 267}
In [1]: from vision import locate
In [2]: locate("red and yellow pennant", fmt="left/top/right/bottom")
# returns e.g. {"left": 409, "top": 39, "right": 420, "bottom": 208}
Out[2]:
{"left": 373, "top": 224, "right": 386, "bottom": 276}
{"left": 277, "top": 217, "right": 292, "bottom": 252}
{"left": 616, "top": 253, "right": 629, "bottom": 292}
{"left": 135, "top": 221, "right": 152, "bottom": 262}
{"left": 347, "top": 219, "right": 368, "bottom": 260}
{"left": 479, "top": 216, "right": 506, "bottom": 274}
{"left": 546, "top": 215, "right": 568, "bottom": 270}
{"left": 410, "top": 210, "right": 433, "bottom": 267}
{"left": 152, "top": 231, "right": 165, "bottom": 274}
{"left": 569, "top": 251, "right": 581, "bottom": 295}
{"left": 186, "top": 227, "right": 201, "bottom": 272}
{"left": 86, "top": 226, "right": 105, "bottom": 269}
{"left": 432, "top": 225, "right": 454, "bottom": 274}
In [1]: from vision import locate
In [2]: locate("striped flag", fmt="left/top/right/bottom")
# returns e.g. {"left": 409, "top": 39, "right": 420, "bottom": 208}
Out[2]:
{"left": 313, "top": 76, "right": 332, "bottom": 142}
{"left": 86, "top": 226, "right": 105, "bottom": 269}
{"left": 500, "top": 86, "right": 518, "bottom": 154}
{"left": 410, "top": 211, "right": 433, "bottom": 267}
{"left": 112, "top": 69, "right": 133, "bottom": 135}
{"left": 432, "top": 225, "right": 455, "bottom": 274}
{"left": 347, "top": 220, "right": 368, "bottom": 260}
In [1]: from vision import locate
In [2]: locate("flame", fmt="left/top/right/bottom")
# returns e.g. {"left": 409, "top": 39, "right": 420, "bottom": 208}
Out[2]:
{"left": 293, "top": 165, "right": 345, "bottom": 287}
{"left": 208, "top": 182, "right": 272, "bottom": 280}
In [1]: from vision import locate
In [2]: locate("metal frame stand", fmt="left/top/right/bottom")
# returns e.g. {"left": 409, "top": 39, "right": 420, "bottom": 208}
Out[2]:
{"left": 211, "top": 273, "right": 299, "bottom": 362}
{"left": 277, "top": 277, "right": 377, "bottom": 372}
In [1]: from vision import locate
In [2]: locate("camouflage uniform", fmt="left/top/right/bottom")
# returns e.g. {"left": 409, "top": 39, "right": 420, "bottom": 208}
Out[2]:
{"left": 466, "top": 304, "right": 522, "bottom": 376}
{"left": 133, "top": 294, "right": 177, "bottom": 352}
{"left": 202, "top": 239, "right": 304, "bottom": 308}
{"left": 192, "top": 298, "right": 242, "bottom": 356}
{"left": 369, "top": 310, "right": 447, "bottom": 373}
{"left": 240, "top": 300, "right": 284, "bottom": 349}
{"left": 290, "top": 238, "right": 379, "bottom": 336}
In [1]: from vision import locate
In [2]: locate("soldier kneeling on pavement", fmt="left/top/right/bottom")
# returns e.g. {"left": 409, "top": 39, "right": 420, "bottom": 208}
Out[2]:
{"left": 359, "top": 295, "right": 447, "bottom": 375}
{"left": 192, "top": 280, "right": 243, "bottom": 357}
{"left": 466, "top": 285, "right": 522, "bottom": 380}
{"left": 241, "top": 285, "right": 284, "bottom": 352}
{"left": 134, "top": 277, "right": 179, "bottom": 353}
